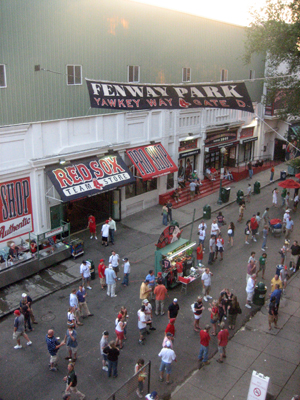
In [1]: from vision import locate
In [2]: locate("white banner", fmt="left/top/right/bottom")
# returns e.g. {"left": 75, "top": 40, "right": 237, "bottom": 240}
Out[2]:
{"left": 0, "top": 214, "right": 33, "bottom": 243}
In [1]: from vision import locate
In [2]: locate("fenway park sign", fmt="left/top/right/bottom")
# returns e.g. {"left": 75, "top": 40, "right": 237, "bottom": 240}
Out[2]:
{"left": 86, "top": 79, "right": 254, "bottom": 112}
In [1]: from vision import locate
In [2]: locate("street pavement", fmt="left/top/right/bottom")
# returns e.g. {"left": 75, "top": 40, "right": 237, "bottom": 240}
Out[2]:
{"left": 0, "top": 163, "right": 299, "bottom": 400}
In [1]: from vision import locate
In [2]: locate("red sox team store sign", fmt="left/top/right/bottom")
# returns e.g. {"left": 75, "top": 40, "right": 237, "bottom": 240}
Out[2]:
{"left": 0, "top": 177, "right": 34, "bottom": 243}
{"left": 47, "top": 154, "right": 135, "bottom": 202}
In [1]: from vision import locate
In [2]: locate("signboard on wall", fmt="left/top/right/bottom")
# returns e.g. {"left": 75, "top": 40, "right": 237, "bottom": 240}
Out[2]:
{"left": 86, "top": 79, "right": 254, "bottom": 112}
{"left": 240, "top": 127, "right": 254, "bottom": 139}
{"left": 0, "top": 177, "right": 34, "bottom": 243}
{"left": 47, "top": 154, "right": 135, "bottom": 202}
{"left": 205, "top": 131, "right": 237, "bottom": 147}
{"left": 179, "top": 139, "right": 198, "bottom": 152}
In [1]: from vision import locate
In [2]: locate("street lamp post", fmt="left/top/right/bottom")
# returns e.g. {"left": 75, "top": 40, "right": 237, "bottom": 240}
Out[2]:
{"left": 217, "top": 147, "right": 227, "bottom": 205}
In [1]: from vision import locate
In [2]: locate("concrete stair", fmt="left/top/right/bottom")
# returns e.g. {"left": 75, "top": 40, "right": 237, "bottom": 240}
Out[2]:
{"left": 159, "top": 173, "right": 234, "bottom": 209}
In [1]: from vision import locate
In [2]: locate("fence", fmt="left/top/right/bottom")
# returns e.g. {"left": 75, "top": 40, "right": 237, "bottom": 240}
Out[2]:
{"left": 105, "top": 361, "right": 151, "bottom": 400}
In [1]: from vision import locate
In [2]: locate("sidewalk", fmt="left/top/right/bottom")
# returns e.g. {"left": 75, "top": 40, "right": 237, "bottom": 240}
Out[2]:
{"left": 0, "top": 163, "right": 286, "bottom": 318}
{"left": 171, "top": 271, "right": 300, "bottom": 400}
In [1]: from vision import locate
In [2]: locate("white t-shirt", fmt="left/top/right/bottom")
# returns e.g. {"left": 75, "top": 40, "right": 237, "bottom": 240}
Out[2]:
{"left": 199, "top": 229, "right": 206, "bottom": 242}
{"left": 80, "top": 261, "right": 91, "bottom": 278}
{"left": 189, "top": 182, "right": 197, "bottom": 191}
{"left": 109, "top": 254, "right": 119, "bottom": 267}
{"left": 211, "top": 223, "right": 219, "bottom": 235}
{"left": 158, "top": 347, "right": 176, "bottom": 363}
{"left": 201, "top": 271, "right": 211, "bottom": 286}
{"left": 137, "top": 310, "right": 147, "bottom": 329}
{"left": 246, "top": 277, "right": 255, "bottom": 293}
{"left": 283, "top": 212, "right": 290, "bottom": 223}
{"left": 101, "top": 223, "right": 110, "bottom": 237}
{"left": 123, "top": 261, "right": 130, "bottom": 274}
{"left": 144, "top": 303, "right": 152, "bottom": 321}
{"left": 69, "top": 293, "right": 78, "bottom": 308}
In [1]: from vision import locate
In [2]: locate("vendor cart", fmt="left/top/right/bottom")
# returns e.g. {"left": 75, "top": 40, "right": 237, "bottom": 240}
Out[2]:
{"left": 70, "top": 238, "right": 84, "bottom": 258}
{"left": 269, "top": 218, "right": 283, "bottom": 237}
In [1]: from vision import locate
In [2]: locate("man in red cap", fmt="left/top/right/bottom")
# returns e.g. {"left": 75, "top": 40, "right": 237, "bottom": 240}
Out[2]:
{"left": 98, "top": 259, "right": 107, "bottom": 290}
{"left": 165, "top": 318, "right": 176, "bottom": 337}
{"left": 13, "top": 309, "right": 32, "bottom": 349}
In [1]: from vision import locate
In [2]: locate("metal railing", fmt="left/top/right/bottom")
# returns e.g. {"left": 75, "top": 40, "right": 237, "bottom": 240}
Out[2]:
{"left": 105, "top": 361, "right": 151, "bottom": 400}
{"left": 231, "top": 154, "right": 274, "bottom": 173}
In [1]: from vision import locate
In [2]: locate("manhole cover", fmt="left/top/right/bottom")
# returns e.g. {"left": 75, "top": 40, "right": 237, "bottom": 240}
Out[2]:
{"left": 41, "top": 312, "right": 56, "bottom": 322}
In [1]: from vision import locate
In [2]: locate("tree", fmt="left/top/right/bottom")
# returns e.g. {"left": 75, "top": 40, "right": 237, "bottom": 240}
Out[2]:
{"left": 244, "top": 0, "right": 300, "bottom": 118}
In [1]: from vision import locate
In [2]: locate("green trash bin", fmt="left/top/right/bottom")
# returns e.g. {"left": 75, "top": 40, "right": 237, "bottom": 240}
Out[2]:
{"left": 87, "top": 258, "right": 95, "bottom": 280}
{"left": 221, "top": 187, "right": 231, "bottom": 203}
{"left": 254, "top": 181, "right": 261, "bottom": 194}
{"left": 236, "top": 189, "right": 244, "bottom": 204}
{"left": 253, "top": 282, "right": 267, "bottom": 306}
{"left": 203, "top": 204, "right": 211, "bottom": 220}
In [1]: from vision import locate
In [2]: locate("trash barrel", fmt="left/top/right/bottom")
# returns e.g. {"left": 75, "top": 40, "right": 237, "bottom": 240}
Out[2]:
{"left": 170, "top": 220, "right": 179, "bottom": 227}
{"left": 236, "top": 189, "right": 244, "bottom": 204}
{"left": 254, "top": 181, "right": 261, "bottom": 194}
{"left": 252, "top": 282, "right": 267, "bottom": 306}
{"left": 203, "top": 204, "right": 211, "bottom": 220}
{"left": 221, "top": 187, "right": 231, "bottom": 203}
{"left": 280, "top": 171, "right": 287, "bottom": 180}
{"left": 87, "top": 258, "right": 95, "bottom": 280}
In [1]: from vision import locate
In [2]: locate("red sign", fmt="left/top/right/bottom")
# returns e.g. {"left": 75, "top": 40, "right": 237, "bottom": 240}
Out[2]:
{"left": 126, "top": 143, "right": 178, "bottom": 180}
{"left": 156, "top": 225, "right": 183, "bottom": 249}
{"left": 0, "top": 177, "right": 34, "bottom": 243}
{"left": 240, "top": 127, "right": 254, "bottom": 139}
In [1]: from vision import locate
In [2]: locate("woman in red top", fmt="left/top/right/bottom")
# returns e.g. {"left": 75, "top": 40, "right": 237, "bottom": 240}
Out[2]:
{"left": 208, "top": 300, "right": 219, "bottom": 336}
{"left": 196, "top": 244, "right": 204, "bottom": 265}
{"left": 88, "top": 214, "right": 97, "bottom": 240}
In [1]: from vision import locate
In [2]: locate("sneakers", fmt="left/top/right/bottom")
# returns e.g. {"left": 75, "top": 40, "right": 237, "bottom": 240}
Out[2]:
{"left": 27, "top": 341, "right": 32, "bottom": 346}
{"left": 253, "top": 238, "right": 257, "bottom": 242}
{"left": 149, "top": 327, "right": 156, "bottom": 331}
{"left": 102, "top": 366, "right": 108, "bottom": 371}
{"left": 90, "top": 236, "right": 93, "bottom": 239}
{"left": 117, "top": 278, "right": 121, "bottom": 280}
{"left": 261, "top": 248, "right": 266, "bottom": 251}
{"left": 245, "top": 241, "right": 249, "bottom": 245}
{"left": 87, "top": 286, "right": 92, "bottom": 290}
{"left": 138, "top": 340, "right": 145, "bottom": 345}
{"left": 14, "top": 345, "right": 22, "bottom": 349}
{"left": 290, "top": 265, "right": 293, "bottom": 270}
{"left": 203, "top": 296, "right": 208, "bottom": 302}
{"left": 111, "top": 295, "right": 117, "bottom": 297}
{"left": 207, "top": 295, "right": 212, "bottom": 299}
{"left": 49, "top": 367, "right": 57, "bottom": 372}
{"left": 136, "top": 390, "right": 143, "bottom": 398}
{"left": 88, "top": 313, "right": 94, "bottom": 317}
{"left": 245, "top": 304, "right": 252, "bottom": 309}
{"left": 95, "top": 236, "right": 98, "bottom": 240}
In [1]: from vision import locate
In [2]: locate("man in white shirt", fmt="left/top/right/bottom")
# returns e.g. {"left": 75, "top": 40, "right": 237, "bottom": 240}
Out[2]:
{"left": 109, "top": 250, "right": 120, "bottom": 280}
{"left": 245, "top": 274, "right": 256, "bottom": 308}
{"left": 285, "top": 216, "right": 294, "bottom": 238}
{"left": 101, "top": 220, "right": 110, "bottom": 247}
{"left": 80, "top": 260, "right": 92, "bottom": 289}
{"left": 121, "top": 257, "right": 130, "bottom": 287}
{"left": 104, "top": 264, "right": 117, "bottom": 297}
{"left": 210, "top": 219, "right": 219, "bottom": 236}
{"left": 137, "top": 305, "right": 151, "bottom": 345}
{"left": 69, "top": 288, "right": 83, "bottom": 326}
{"left": 158, "top": 341, "right": 176, "bottom": 384}
{"left": 108, "top": 216, "right": 116, "bottom": 245}
{"left": 201, "top": 268, "right": 213, "bottom": 301}
{"left": 198, "top": 221, "right": 207, "bottom": 246}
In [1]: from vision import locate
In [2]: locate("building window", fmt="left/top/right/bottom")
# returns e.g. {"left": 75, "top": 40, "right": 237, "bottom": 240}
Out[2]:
{"left": 125, "top": 158, "right": 157, "bottom": 199}
{"left": 182, "top": 67, "right": 191, "bottom": 82}
{"left": 128, "top": 65, "right": 140, "bottom": 83}
{"left": 0, "top": 65, "right": 7, "bottom": 88}
{"left": 220, "top": 69, "right": 228, "bottom": 82}
{"left": 67, "top": 65, "right": 82, "bottom": 85}
{"left": 249, "top": 70, "right": 255, "bottom": 80}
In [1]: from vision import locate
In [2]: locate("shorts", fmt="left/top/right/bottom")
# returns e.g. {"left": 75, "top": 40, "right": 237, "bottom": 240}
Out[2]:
{"left": 67, "top": 346, "right": 78, "bottom": 356}
{"left": 159, "top": 361, "right": 172, "bottom": 374}
{"left": 251, "top": 228, "right": 257, "bottom": 235}
{"left": 102, "top": 236, "right": 108, "bottom": 242}
{"left": 102, "top": 354, "right": 108, "bottom": 362}
{"left": 259, "top": 263, "right": 266, "bottom": 272}
{"left": 218, "top": 346, "right": 225, "bottom": 355}
{"left": 13, "top": 331, "right": 23, "bottom": 340}
{"left": 113, "top": 266, "right": 119, "bottom": 274}
{"left": 268, "top": 314, "right": 278, "bottom": 324}
{"left": 290, "top": 254, "right": 299, "bottom": 265}
{"left": 89, "top": 226, "right": 96, "bottom": 234}
{"left": 100, "top": 278, "right": 106, "bottom": 285}
{"left": 115, "top": 329, "right": 124, "bottom": 340}
{"left": 246, "top": 291, "right": 254, "bottom": 302}
{"left": 228, "top": 232, "right": 234, "bottom": 237}
{"left": 139, "top": 328, "right": 147, "bottom": 335}
{"left": 194, "top": 314, "right": 202, "bottom": 320}
{"left": 210, "top": 319, "right": 217, "bottom": 324}
{"left": 202, "top": 285, "right": 211, "bottom": 295}
{"left": 50, "top": 354, "right": 58, "bottom": 364}
{"left": 216, "top": 247, "right": 223, "bottom": 253}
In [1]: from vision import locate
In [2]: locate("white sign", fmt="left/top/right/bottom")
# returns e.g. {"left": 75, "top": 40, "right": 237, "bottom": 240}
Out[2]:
{"left": 0, "top": 214, "right": 33, "bottom": 242}
{"left": 247, "top": 370, "right": 270, "bottom": 400}
{"left": 45, "top": 226, "right": 63, "bottom": 238}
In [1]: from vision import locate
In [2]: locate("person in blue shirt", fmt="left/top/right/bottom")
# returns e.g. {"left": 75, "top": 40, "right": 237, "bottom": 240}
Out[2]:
{"left": 46, "top": 329, "right": 65, "bottom": 371}
{"left": 145, "top": 270, "right": 156, "bottom": 299}
{"left": 76, "top": 286, "right": 93, "bottom": 318}
{"left": 270, "top": 284, "right": 282, "bottom": 309}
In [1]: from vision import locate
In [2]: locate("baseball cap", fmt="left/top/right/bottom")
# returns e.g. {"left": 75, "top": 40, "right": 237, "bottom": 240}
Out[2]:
{"left": 14, "top": 310, "right": 21, "bottom": 316}
{"left": 22, "top": 293, "right": 27, "bottom": 298}
{"left": 62, "top": 394, "right": 71, "bottom": 400}
{"left": 105, "top": 220, "right": 109, "bottom": 223}
{"left": 150, "top": 392, "right": 158, "bottom": 399}
{"left": 166, "top": 332, "right": 173, "bottom": 337}
{"left": 142, "top": 299, "right": 148, "bottom": 304}
{"left": 100, "top": 259, "right": 104, "bottom": 262}
{"left": 123, "top": 257, "right": 128, "bottom": 261}
{"left": 173, "top": 298, "right": 178, "bottom": 302}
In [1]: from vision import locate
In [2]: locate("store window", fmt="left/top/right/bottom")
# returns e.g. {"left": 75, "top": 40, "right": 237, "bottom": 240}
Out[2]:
{"left": 128, "top": 65, "right": 140, "bottom": 83}
{"left": 125, "top": 161, "right": 157, "bottom": 199}
{"left": 244, "top": 142, "right": 252, "bottom": 161}
{"left": 0, "top": 65, "right": 7, "bottom": 88}
{"left": 67, "top": 65, "right": 82, "bottom": 85}
{"left": 220, "top": 69, "right": 228, "bottom": 82}
{"left": 182, "top": 67, "right": 191, "bottom": 82}
{"left": 167, "top": 173, "right": 174, "bottom": 190}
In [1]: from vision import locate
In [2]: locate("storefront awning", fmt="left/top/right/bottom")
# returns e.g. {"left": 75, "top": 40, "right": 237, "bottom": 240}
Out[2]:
{"left": 126, "top": 143, "right": 178, "bottom": 180}
{"left": 206, "top": 140, "right": 239, "bottom": 151}
{"left": 241, "top": 137, "right": 258, "bottom": 144}
{"left": 46, "top": 154, "right": 135, "bottom": 202}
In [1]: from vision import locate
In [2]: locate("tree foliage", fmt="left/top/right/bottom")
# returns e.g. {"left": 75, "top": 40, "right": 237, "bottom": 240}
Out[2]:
{"left": 244, "top": 0, "right": 300, "bottom": 118}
